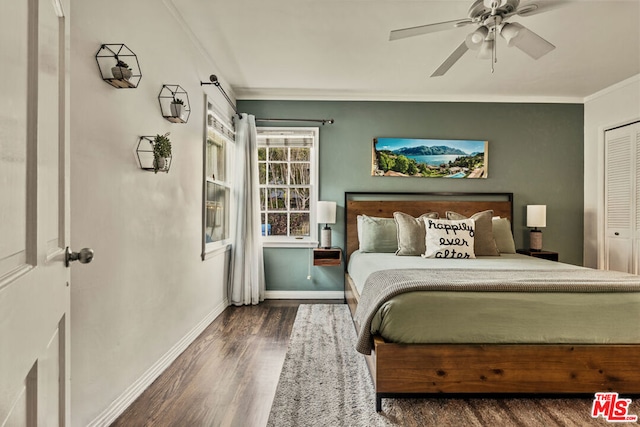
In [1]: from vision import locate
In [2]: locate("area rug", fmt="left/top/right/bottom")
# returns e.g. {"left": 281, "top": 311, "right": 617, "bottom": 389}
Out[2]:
{"left": 267, "top": 304, "right": 640, "bottom": 426}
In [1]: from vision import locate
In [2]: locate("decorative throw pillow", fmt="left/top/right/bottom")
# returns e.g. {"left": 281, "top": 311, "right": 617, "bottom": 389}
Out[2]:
{"left": 492, "top": 217, "right": 516, "bottom": 254}
{"left": 394, "top": 211, "right": 439, "bottom": 256}
{"left": 446, "top": 210, "right": 499, "bottom": 256}
{"left": 423, "top": 218, "right": 476, "bottom": 259}
{"left": 357, "top": 215, "right": 398, "bottom": 253}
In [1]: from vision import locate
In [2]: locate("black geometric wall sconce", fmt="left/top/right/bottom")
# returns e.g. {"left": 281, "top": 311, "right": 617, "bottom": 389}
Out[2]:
{"left": 95, "top": 44, "right": 142, "bottom": 89}
{"left": 158, "top": 84, "right": 191, "bottom": 123}
{"left": 136, "top": 135, "right": 172, "bottom": 173}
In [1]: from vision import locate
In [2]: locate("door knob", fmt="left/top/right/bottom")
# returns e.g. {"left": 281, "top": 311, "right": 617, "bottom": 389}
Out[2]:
{"left": 65, "top": 247, "right": 94, "bottom": 267}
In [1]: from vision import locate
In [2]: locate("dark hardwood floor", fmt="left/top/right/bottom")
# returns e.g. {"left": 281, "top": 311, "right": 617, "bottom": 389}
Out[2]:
{"left": 111, "top": 300, "right": 341, "bottom": 427}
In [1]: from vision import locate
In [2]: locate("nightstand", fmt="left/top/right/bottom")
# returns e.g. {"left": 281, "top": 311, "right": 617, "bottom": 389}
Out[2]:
{"left": 516, "top": 249, "right": 559, "bottom": 262}
{"left": 313, "top": 248, "right": 342, "bottom": 266}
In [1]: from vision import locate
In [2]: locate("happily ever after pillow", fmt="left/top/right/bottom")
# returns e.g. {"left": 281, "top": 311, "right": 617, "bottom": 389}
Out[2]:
{"left": 422, "top": 218, "right": 476, "bottom": 259}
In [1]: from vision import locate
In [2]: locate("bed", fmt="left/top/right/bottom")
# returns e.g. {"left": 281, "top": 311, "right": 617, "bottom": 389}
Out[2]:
{"left": 343, "top": 192, "right": 640, "bottom": 412}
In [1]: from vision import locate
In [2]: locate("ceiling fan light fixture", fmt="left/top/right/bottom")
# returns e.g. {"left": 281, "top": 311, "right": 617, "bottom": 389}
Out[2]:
{"left": 465, "top": 26, "right": 489, "bottom": 50}
{"left": 477, "top": 39, "right": 494, "bottom": 59}
{"left": 500, "top": 22, "right": 523, "bottom": 46}
{"left": 500, "top": 22, "right": 556, "bottom": 59}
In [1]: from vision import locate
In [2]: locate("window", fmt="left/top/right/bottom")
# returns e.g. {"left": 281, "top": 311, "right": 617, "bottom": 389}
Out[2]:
{"left": 257, "top": 127, "right": 319, "bottom": 247}
{"left": 203, "top": 102, "right": 234, "bottom": 257}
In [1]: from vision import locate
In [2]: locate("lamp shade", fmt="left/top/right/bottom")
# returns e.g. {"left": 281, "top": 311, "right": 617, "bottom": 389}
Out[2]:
{"left": 317, "top": 201, "right": 337, "bottom": 225}
{"left": 527, "top": 205, "right": 546, "bottom": 228}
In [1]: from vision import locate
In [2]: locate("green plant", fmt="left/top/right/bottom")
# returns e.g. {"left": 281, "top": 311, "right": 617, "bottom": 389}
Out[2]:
{"left": 114, "top": 59, "right": 131, "bottom": 70}
{"left": 153, "top": 133, "right": 171, "bottom": 173}
{"left": 171, "top": 98, "right": 184, "bottom": 105}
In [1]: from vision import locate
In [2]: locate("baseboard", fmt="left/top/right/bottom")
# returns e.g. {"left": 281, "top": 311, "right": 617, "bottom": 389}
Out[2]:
{"left": 87, "top": 298, "right": 229, "bottom": 427}
{"left": 265, "top": 290, "right": 344, "bottom": 300}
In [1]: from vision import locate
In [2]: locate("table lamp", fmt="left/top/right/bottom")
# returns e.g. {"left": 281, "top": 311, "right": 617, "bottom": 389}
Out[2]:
{"left": 527, "top": 205, "right": 546, "bottom": 251}
{"left": 317, "top": 201, "right": 337, "bottom": 249}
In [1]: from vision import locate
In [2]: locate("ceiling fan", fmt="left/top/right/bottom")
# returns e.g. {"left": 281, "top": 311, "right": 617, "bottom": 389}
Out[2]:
{"left": 390, "top": 0, "right": 560, "bottom": 77}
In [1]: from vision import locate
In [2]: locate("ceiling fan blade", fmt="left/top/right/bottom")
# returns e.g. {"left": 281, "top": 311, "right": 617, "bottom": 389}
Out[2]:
{"left": 505, "top": 24, "right": 555, "bottom": 59}
{"left": 430, "top": 41, "right": 469, "bottom": 77}
{"left": 514, "top": 0, "right": 570, "bottom": 17}
{"left": 390, "top": 18, "right": 472, "bottom": 41}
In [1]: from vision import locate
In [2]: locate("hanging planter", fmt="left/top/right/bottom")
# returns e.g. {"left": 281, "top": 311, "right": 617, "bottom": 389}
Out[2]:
{"left": 95, "top": 44, "right": 142, "bottom": 88}
{"left": 169, "top": 98, "right": 187, "bottom": 122}
{"left": 158, "top": 85, "right": 190, "bottom": 123}
{"left": 136, "top": 134, "right": 172, "bottom": 173}
{"left": 111, "top": 60, "right": 133, "bottom": 81}
{"left": 152, "top": 133, "right": 172, "bottom": 173}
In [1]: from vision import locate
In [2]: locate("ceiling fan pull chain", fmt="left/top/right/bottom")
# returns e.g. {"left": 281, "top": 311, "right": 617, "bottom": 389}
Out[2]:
{"left": 491, "top": 30, "right": 496, "bottom": 73}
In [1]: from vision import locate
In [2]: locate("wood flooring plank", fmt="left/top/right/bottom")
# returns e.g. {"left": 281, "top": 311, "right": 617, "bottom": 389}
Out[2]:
{"left": 111, "top": 300, "right": 341, "bottom": 427}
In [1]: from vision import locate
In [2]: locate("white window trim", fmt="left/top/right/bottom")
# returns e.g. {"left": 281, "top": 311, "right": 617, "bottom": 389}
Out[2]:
{"left": 202, "top": 101, "right": 235, "bottom": 259}
{"left": 258, "top": 127, "right": 319, "bottom": 248}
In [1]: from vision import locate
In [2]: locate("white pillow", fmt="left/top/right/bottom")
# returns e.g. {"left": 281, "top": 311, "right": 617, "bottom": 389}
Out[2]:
{"left": 423, "top": 218, "right": 476, "bottom": 259}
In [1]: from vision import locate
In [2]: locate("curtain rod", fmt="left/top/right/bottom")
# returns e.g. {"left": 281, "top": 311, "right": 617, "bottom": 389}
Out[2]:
{"left": 200, "top": 74, "right": 240, "bottom": 116}
{"left": 200, "top": 74, "right": 334, "bottom": 125}
{"left": 255, "top": 118, "right": 334, "bottom": 125}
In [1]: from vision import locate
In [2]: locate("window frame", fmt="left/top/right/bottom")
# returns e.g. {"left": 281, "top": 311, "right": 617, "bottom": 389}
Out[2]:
{"left": 257, "top": 127, "right": 319, "bottom": 248}
{"left": 202, "top": 100, "right": 235, "bottom": 259}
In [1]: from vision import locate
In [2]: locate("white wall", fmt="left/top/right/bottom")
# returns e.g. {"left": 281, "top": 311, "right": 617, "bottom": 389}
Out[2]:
{"left": 70, "top": 1, "right": 235, "bottom": 425}
{"left": 583, "top": 75, "right": 640, "bottom": 269}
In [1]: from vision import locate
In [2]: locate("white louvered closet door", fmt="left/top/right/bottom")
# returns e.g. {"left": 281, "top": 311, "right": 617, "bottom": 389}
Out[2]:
{"left": 605, "top": 122, "right": 640, "bottom": 273}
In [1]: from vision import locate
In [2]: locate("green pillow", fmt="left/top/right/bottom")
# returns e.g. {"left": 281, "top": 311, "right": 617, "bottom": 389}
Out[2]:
{"left": 492, "top": 217, "right": 516, "bottom": 254}
{"left": 446, "top": 210, "right": 499, "bottom": 256}
{"left": 357, "top": 215, "right": 397, "bottom": 253}
{"left": 394, "top": 211, "right": 439, "bottom": 256}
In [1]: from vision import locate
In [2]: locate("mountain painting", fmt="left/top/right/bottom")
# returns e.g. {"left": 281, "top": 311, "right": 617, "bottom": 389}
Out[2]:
{"left": 372, "top": 138, "right": 488, "bottom": 179}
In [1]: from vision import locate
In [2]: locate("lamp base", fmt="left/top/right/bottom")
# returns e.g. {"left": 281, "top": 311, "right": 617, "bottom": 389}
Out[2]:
{"left": 320, "top": 227, "right": 332, "bottom": 249}
{"left": 530, "top": 229, "right": 542, "bottom": 251}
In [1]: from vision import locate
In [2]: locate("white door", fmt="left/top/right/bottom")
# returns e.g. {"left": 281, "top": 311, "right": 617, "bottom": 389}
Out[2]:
{"left": 0, "top": 0, "right": 76, "bottom": 425}
{"left": 604, "top": 122, "right": 640, "bottom": 274}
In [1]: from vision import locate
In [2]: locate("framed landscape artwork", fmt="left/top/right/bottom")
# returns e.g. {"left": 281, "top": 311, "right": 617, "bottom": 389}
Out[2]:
{"left": 372, "top": 138, "right": 488, "bottom": 178}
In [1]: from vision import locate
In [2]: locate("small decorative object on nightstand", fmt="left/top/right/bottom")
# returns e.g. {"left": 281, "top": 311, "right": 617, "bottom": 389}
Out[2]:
{"left": 527, "top": 204, "right": 546, "bottom": 251}
{"left": 313, "top": 248, "right": 342, "bottom": 266}
{"left": 516, "top": 249, "right": 559, "bottom": 262}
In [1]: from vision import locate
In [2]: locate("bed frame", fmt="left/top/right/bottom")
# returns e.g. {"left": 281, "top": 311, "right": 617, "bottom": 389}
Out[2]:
{"left": 344, "top": 192, "right": 640, "bottom": 412}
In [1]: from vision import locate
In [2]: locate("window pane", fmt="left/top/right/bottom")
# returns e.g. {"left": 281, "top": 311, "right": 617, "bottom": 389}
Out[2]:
{"left": 269, "top": 147, "right": 287, "bottom": 161}
{"left": 206, "top": 182, "right": 228, "bottom": 242}
{"left": 289, "top": 187, "right": 309, "bottom": 211}
{"left": 259, "top": 162, "right": 266, "bottom": 185}
{"left": 290, "top": 147, "right": 309, "bottom": 161}
{"left": 258, "top": 147, "right": 266, "bottom": 161}
{"left": 260, "top": 188, "right": 266, "bottom": 210}
{"left": 268, "top": 163, "right": 288, "bottom": 185}
{"left": 206, "top": 132, "right": 225, "bottom": 181}
{"left": 290, "top": 213, "right": 310, "bottom": 236}
{"left": 268, "top": 213, "right": 288, "bottom": 236}
{"left": 290, "top": 162, "right": 310, "bottom": 185}
{"left": 261, "top": 213, "right": 271, "bottom": 236}
{"left": 266, "top": 187, "right": 287, "bottom": 210}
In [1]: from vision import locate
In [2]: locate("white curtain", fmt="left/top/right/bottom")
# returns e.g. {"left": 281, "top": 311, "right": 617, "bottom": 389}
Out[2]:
{"left": 229, "top": 113, "right": 265, "bottom": 305}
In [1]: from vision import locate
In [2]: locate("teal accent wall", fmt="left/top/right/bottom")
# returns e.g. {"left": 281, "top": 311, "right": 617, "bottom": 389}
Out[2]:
{"left": 238, "top": 100, "right": 585, "bottom": 292}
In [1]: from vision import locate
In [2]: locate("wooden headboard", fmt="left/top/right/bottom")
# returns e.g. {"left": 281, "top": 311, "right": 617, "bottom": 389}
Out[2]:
{"left": 344, "top": 192, "right": 513, "bottom": 261}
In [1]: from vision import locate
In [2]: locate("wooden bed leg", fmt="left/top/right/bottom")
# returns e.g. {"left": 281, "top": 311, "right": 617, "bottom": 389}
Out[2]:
{"left": 376, "top": 394, "right": 382, "bottom": 412}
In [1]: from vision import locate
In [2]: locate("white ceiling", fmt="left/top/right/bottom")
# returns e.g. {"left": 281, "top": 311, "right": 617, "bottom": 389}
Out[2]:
{"left": 171, "top": 0, "right": 640, "bottom": 102}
